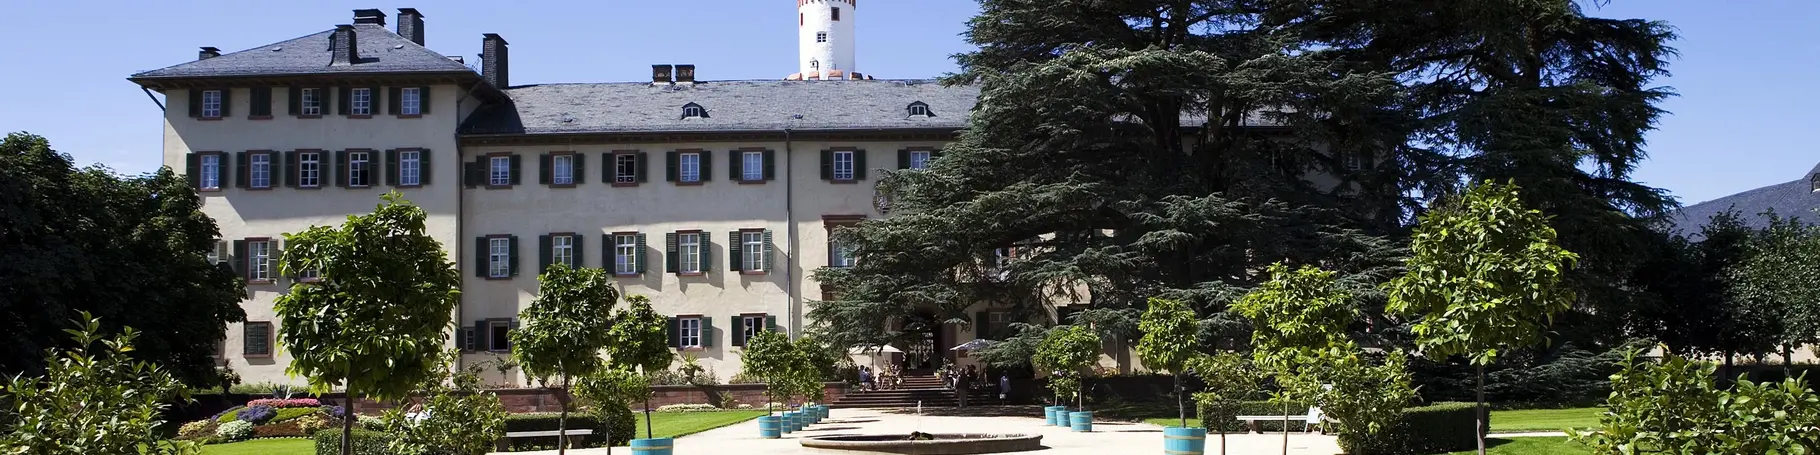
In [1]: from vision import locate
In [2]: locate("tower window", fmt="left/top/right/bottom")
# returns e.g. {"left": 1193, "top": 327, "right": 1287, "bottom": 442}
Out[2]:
{"left": 810, "top": 60, "right": 820, "bottom": 71}
{"left": 681, "top": 103, "right": 707, "bottom": 119}
{"left": 817, "top": 32, "right": 827, "bottom": 43}
{"left": 832, "top": 7, "right": 841, "bottom": 21}
{"left": 907, "top": 102, "right": 933, "bottom": 117}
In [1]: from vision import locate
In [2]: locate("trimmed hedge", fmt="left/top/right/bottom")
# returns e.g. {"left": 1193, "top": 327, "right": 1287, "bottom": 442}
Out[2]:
{"left": 1197, "top": 400, "right": 1313, "bottom": 433}
{"left": 313, "top": 428, "right": 393, "bottom": 455}
{"left": 502, "top": 412, "right": 626, "bottom": 451}
{"left": 1341, "top": 402, "right": 1484, "bottom": 455}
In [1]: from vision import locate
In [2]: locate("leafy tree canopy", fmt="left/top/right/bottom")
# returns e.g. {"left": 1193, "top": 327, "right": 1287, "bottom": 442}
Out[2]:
{"left": 0, "top": 132, "right": 245, "bottom": 387}
{"left": 1725, "top": 209, "right": 1820, "bottom": 366}
{"left": 606, "top": 294, "right": 674, "bottom": 375}
{"left": 0, "top": 313, "right": 200, "bottom": 455}
{"left": 514, "top": 263, "right": 620, "bottom": 387}
{"left": 1231, "top": 263, "right": 1357, "bottom": 369}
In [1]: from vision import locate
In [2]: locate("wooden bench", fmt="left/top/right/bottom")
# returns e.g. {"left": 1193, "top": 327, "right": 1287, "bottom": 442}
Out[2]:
{"left": 495, "top": 429, "right": 594, "bottom": 451}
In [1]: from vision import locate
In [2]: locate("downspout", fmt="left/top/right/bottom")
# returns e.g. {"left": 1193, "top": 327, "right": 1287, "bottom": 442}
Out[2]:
{"left": 783, "top": 128, "right": 799, "bottom": 341}
{"left": 453, "top": 82, "right": 484, "bottom": 374}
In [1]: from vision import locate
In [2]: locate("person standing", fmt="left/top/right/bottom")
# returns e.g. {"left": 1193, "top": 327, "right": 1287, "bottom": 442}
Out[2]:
{"left": 859, "top": 366, "right": 874, "bottom": 392}
{"left": 998, "top": 374, "right": 1011, "bottom": 404}
{"left": 955, "top": 370, "right": 971, "bottom": 408}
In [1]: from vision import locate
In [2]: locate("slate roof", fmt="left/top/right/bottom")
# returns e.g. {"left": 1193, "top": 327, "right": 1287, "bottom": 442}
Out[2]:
{"left": 1669, "top": 161, "right": 1820, "bottom": 235}
{"left": 130, "top": 24, "right": 474, "bottom": 79}
{"left": 460, "top": 80, "right": 980, "bottom": 135}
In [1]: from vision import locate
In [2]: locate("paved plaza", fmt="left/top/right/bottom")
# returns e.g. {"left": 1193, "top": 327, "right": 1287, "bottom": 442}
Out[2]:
{"left": 494, "top": 407, "right": 1344, "bottom": 454}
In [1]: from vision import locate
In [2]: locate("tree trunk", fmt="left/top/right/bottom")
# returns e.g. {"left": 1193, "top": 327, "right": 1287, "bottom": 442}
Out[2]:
{"left": 341, "top": 383, "right": 355, "bottom": 455}
{"left": 1476, "top": 364, "right": 1487, "bottom": 455}
{"left": 1175, "top": 374, "right": 1186, "bottom": 428}
{"left": 644, "top": 395, "right": 654, "bottom": 439}
{"left": 1783, "top": 345, "right": 1794, "bottom": 377}
{"left": 1280, "top": 400, "right": 1289, "bottom": 455}
{"left": 557, "top": 376, "right": 570, "bottom": 455}
{"left": 1218, "top": 428, "right": 1227, "bottom": 455}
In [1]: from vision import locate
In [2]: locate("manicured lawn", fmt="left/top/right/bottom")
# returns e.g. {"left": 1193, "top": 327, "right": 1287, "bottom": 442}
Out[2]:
{"left": 1447, "top": 437, "right": 1589, "bottom": 455}
{"left": 1489, "top": 407, "right": 1601, "bottom": 433}
{"left": 1143, "top": 417, "right": 1203, "bottom": 428}
{"left": 198, "top": 438, "right": 311, "bottom": 455}
{"left": 633, "top": 410, "right": 768, "bottom": 439}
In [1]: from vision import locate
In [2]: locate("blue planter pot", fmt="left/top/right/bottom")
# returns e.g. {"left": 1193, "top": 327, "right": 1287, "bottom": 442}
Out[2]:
{"left": 780, "top": 412, "right": 797, "bottom": 433}
{"left": 814, "top": 405, "right": 827, "bottom": 422}
{"left": 1164, "top": 426, "right": 1206, "bottom": 454}
{"left": 758, "top": 416, "right": 783, "bottom": 439}
{"left": 1069, "top": 411, "right": 1094, "bottom": 432}
{"left": 1045, "top": 406, "right": 1066, "bottom": 426}
{"left": 795, "top": 409, "right": 811, "bottom": 428}
{"left": 631, "top": 437, "right": 673, "bottom": 455}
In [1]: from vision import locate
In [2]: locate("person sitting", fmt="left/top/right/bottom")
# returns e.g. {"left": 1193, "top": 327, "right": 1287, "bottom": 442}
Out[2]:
{"left": 859, "top": 367, "right": 874, "bottom": 392}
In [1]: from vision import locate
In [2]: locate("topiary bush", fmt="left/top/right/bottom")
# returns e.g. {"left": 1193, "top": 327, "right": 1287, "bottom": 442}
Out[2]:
{"left": 313, "top": 428, "right": 394, "bottom": 455}
{"left": 1341, "top": 402, "right": 1483, "bottom": 455}
{"left": 215, "top": 420, "right": 255, "bottom": 441}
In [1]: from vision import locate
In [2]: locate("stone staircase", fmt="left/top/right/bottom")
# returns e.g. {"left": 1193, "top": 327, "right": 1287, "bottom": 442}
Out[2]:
{"left": 828, "top": 375, "right": 998, "bottom": 409}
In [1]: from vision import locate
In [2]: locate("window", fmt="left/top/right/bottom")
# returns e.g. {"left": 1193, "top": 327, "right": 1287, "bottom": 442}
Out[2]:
{"left": 679, "top": 152, "right": 701, "bottom": 182}
{"left": 742, "top": 151, "right": 764, "bottom": 181}
{"left": 347, "top": 151, "right": 370, "bottom": 187}
{"left": 249, "top": 153, "right": 272, "bottom": 188}
{"left": 832, "top": 150, "right": 855, "bottom": 180}
{"left": 247, "top": 240, "right": 272, "bottom": 282}
{"left": 199, "top": 154, "right": 221, "bottom": 190}
{"left": 296, "top": 268, "right": 320, "bottom": 281}
{"left": 825, "top": 217, "right": 863, "bottom": 268}
{"left": 206, "top": 240, "right": 225, "bottom": 265}
{"left": 488, "top": 320, "right": 511, "bottom": 352}
{"left": 817, "top": 32, "right": 828, "bottom": 43}
{"left": 742, "top": 231, "right": 766, "bottom": 271}
{"left": 907, "top": 102, "right": 932, "bottom": 117}
{"left": 1343, "top": 152, "right": 1363, "bottom": 171}
{"left": 489, "top": 237, "right": 511, "bottom": 278}
{"left": 994, "top": 247, "right": 1015, "bottom": 270}
{"left": 300, "top": 88, "right": 322, "bottom": 116}
{"left": 909, "top": 150, "right": 932, "bottom": 170}
{"left": 810, "top": 60, "right": 820, "bottom": 71}
{"left": 615, "top": 153, "right": 639, "bottom": 183}
{"left": 679, "top": 318, "right": 702, "bottom": 348}
{"left": 678, "top": 232, "right": 702, "bottom": 274}
{"left": 615, "top": 234, "right": 640, "bottom": 275}
{"left": 200, "top": 90, "right": 223, "bottom": 118}
{"left": 742, "top": 315, "right": 767, "bottom": 344}
{"left": 551, "top": 235, "right": 574, "bottom": 268}
{"left": 400, "top": 87, "right": 422, "bottom": 116}
{"left": 682, "top": 104, "right": 706, "bottom": 119}
{"left": 490, "top": 156, "right": 512, "bottom": 186}
{"left": 832, "top": 7, "right": 840, "bottom": 21}
{"left": 1811, "top": 173, "right": 1818, "bottom": 193}
{"left": 553, "top": 154, "right": 575, "bottom": 185}
{"left": 831, "top": 240, "right": 857, "bottom": 268}
{"left": 399, "top": 150, "right": 421, "bottom": 186}
{"left": 350, "top": 88, "right": 372, "bottom": 115}
{"left": 299, "top": 152, "right": 322, "bottom": 188}
{"left": 243, "top": 322, "right": 272, "bottom": 357}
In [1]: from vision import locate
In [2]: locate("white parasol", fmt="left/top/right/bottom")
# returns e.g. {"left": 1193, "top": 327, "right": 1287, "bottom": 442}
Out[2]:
{"left": 950, "top": 339, "right": 998, "bottom": 351}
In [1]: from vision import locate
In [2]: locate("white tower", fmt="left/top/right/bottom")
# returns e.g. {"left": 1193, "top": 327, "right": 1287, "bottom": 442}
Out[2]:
{"left": 795, "top": 0, "right": 858, "bottom": 80}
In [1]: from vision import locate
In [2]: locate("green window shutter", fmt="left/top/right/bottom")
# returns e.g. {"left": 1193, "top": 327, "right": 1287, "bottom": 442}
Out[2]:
{"left": 636, "top": 152, "right": 649, "bottom": 183}
{"left": 538, "top": 153, "right": 552, "bottom": 185}
{"left": 337, "top": 87, "right": 351, "bottom": 116}
{"left": 855, "top": 149, "right": 868, "bottom": 180}
{"left": 728, "top": 231, "right": 743, "bottom": 272}
{"left": 898, "top": 149, "right": 911, "bottom": 169}
{"left": 231, "top": 240, "right": 248, "bottom": 279}
{"left": 419, "top": 86, "right": 432, "bottom": 114}
{"left": 767, "top": 315, "right": 780, "bottom": 334}
{"left": 333, "top": 150, "right": 349, "bottom": 187}
{"left": 665, "top": 151, "right": 678, "bottom": 182}
{"left": 538, "top": 234, "right": 553, "bottom": 273}
{"left": 474, "top": 237, "right": 488, "bottom": 277}
{"left": 573, "top": 153, "right": 586, "bottom": 184}
{"left": 187, "top": 89, "right": 202, "bottom": 117}
{"left": 731, "top": 316, "right": 744, "bottom": 347}
{"left": 233, "top": 152, "right": 249, "bottom": 189}
{"left": 219, "top": 89, "right": 232, "bottom": 117}
{"left": 250, "top": 87, "right": 272, "bottom": 117}
{"left": 388, "top": 87, "right": 402, "bottom": 115}
{"left": 284, "top": 151, "right": 299, "bottom": 187}
{"left": 464, "top": 159, "right": 482, "bottom": 188}
{"left": 288, "top": 87, "right": 302, "bottom": 116}
{"left": 323, "top": 86, "right": 336, "bottom": 114}
{"left": 700, "top": 317, "right": 714, "bottom": 347}
{"left": 819, "top": 149, "right": 833, "bottom": 180}
{"left": 385, "top": 150, "right": 399, "bottom": 186}
{"left": 602, "top": 153, "right": 613, "bottom": 184}
{"left": 665, "top": 232, "right": 679, "bottom": 274}
{"left": 185, "top": 153, "right": 201, "bottom": 188}
{"left": 976, "top": 311, "right": 990, "bottom": 339}
{"left": 764, "top": 230, "right": 775, "bottom": 272}
{"left": 763, "top": 150, "right": 776, "bottom": 180}
{"left": 475, "top": 320, "right": 490, "bottom": 349}
{"left": 509, "top": 154, "right": 523, "bottom": 186}
{"left": 701, "top": 235, "right": 712, "bottom": 273}
{"left": 728, "top": 150, "right": 741, "bottom": 180}
{"left": 635, "top": 233, "right": 648, "bottom": 273}
{"left": 700, "top": 151, "right": 712, "bottom": 181}
{"left": 571, "top": 234, "right": 585, "bottom": 268}
{"left": 668, "top": 317, "right": 681, "bottom": 348}
{"left": 456, "top": 326, "right": 469, "bottom": 352}
{"left": 601, "top": 234, "right": 612, "bottom": 271}
{"left": 508, "top": 235, "right": 521, "bottom": 277}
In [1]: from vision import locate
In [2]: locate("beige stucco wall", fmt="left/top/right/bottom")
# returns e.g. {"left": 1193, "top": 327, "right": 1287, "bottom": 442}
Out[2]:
{"left": 163, "top": 86, "right": 470, "bottom": 386}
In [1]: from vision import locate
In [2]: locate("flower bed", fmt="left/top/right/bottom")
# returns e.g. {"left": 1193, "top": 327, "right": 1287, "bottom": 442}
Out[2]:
{"left": 655, "top": 403, "right": 723, "bottom": 412}
{"left": 248, "top": 398, "right": 322, "bottom": 408}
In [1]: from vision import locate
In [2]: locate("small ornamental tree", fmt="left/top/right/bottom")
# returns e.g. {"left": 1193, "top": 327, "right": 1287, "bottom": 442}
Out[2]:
{"left": 0, "top": 313, "right": 199, "bottom": 455}
{"left": 1190, "top": 352, "right": 1258, "bottom": 455}
{"left": 1230, "top": 263, "right": 1356, "bottom": 455}
{"left": 1726, "top": 211, "right": 1820, "bottom": 374}
{"left": 1032, "top": 325, "right": 1100, "bottom": 409}
{"left": 1386, "top": 180, "right": 1578, "bottom": 455}
{"left": 512, "top": 263, "right": 620, "bottom": 454}
{"left": 1302, "top": 344, "right": 1415, "bottom": 455}
{"left": 574, "top": 369, "right": 648, "bottom": 453}
{"left": 273, "top": 192, "right": 461, "bottom": 455}
{"left": 741, "top": 330, "right": 799, "bottom": 414}
{"left": 1137, "top": 297, "right": 1200, "bottom": 428}
{"left": 793, "top": 335, "right": 837, "bottom": 404}
{"left": 604, "top": 294, "right": 673, "bottom": 439}
{"left": 383, "top": 352, "right": 507, "bottom": 455}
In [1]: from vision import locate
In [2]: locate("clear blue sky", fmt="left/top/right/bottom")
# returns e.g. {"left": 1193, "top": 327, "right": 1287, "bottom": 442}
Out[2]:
{"left": 0, "top": 0, "right": 1812, "bottom": 205}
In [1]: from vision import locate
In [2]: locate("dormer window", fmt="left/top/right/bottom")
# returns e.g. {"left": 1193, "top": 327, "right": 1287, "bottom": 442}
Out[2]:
{"left": 1812, "top": 173, "right": 1819, "bottom": 192}
{"left": 907, "top": 102, "right": 933, "bottom": 117}
{"left": 681, "top": 103, "right": 707, "bottom": 119}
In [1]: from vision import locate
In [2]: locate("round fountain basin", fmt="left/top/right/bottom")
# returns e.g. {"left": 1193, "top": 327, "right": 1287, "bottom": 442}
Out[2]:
{"left": 798, "top": 433, "right": 1043, "bottom": 454}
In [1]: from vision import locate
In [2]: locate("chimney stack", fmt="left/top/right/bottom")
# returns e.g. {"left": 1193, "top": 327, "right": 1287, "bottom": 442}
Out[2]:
{"left": 397, "top": 8, "right": 425, "bottom": 46}
{"left": 331, "top": 25, "right": 359, "bottom": 66}
{"left": 481, "top": 34, "right": 510, "bottom": 88}
{"left": 198, "top": 46, "right": 221, "bottom": 60}
{"left": 675, "top": 64, "right": 696, "bottom": 84}
{"left": 652, "top": 65, "right": 674, "bottom": 85}
{"left": 353, "top": 9, "right": 386, "bottom": 26}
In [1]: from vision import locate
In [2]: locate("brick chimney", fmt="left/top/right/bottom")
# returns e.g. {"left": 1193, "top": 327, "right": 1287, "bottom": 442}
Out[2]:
{"left": 198, "top": 46, "right": 220, "bottom": 60}
{"left": 353, "top": 9, "right": 386, "bottom": 26}
{"left": 397, "top": 8, "right": 425, "bottom": 46}
{"left": 331, "top": 25, "right": 359, "bottom": 66}
{"left": 652, "top": 65, "right": 674, "bottom": 85}
{"left": 482, "top": 34, "right": 509, "bottom": 88}
{"left": 675, "top": 64, "right": 696, "bottom": 84}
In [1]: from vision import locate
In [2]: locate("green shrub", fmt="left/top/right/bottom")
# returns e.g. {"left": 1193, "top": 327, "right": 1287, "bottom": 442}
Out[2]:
{"left": 593, "top": 402, "right": 638, "bottom": 446}
{"left": 1570, "top": 352, "right": 1820, "bottom": 453}
{"left": 504, "top": 412, "right": 614, "bottom": 450}
{"left": 176, "top": 420, "right": 216, "bottom": 440}
{"left": 313, "top": 429, "right": 394, "bottom": 455}
{"left": 271, "top": 407, "right": 321, "bottom": 423}
{"left": 215, "top": 420, "right": 255, "bottom": 441}
{"left": 1196, "top": 400, "right": 1312, "bottom": 433}
{"left": 1342, "top": 402, "right": 1483, "bottom": 455}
